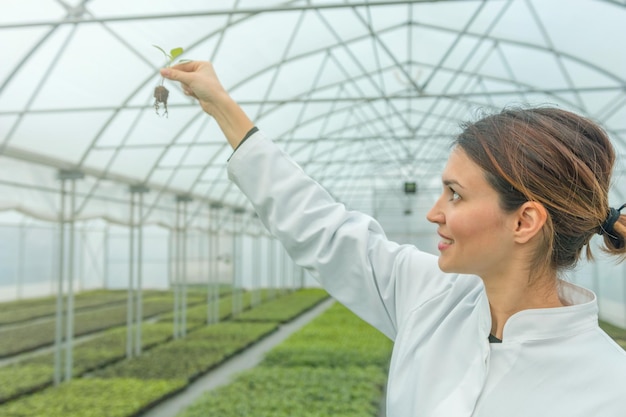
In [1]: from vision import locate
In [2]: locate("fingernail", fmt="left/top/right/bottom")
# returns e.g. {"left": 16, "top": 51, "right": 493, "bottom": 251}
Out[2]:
{"left": 161, "top": 68, "right": 171, "bottom": 77}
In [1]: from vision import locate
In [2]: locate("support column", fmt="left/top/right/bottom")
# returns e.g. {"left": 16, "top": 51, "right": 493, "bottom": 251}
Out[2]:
{"left": 232, "top": 208, "right": 246, "bottom": 317}
{"left": 268, "top": 238, "right": 276, "bottom": 300}
{"left": 17, "top": 224, "right": 25, "bottom": 300}
{"left": 176, "top": 195, "right": 193, "bottom": 338}
{"left": 131, "top": 185, "right": 149, "bottom": 356}
{"left": 126, "top": 189, "right": 136, "bottom": 358}
{"left": 208, "top": 203, "right": 222, "bottom": 324}
{"left": 170, "top": 216, "right": 179, "bottom": 339}
{"left": 65, "top": 177, "right": 78, "bottom": 381}
{"left": 53, "top": 177, "right": 66, "bottom": 386}
{"left": 252, "top": 219, "right": 261, "bottom": 307}
{"left": 54, "top": 169, "right": 84, "bottom": 384}
{"left": 103, "top": 225, "right": 109, "bottom": 289}
{"left": 199, "top": 216, "right": 206, "bottom": 321}
{"left": 292, "top": 261, "right": 298, "bottom": 292}
{"left": 262, "top": 234, "right": 271, "bottom": 301}
{"left": 78, "top": 226, "right": 85, "bottom": 293}
{"left": 281, "top": 247, "right": 288, "bottom": 295}
{"left": 50, "top": 226, "right": 57, "bottom": 296}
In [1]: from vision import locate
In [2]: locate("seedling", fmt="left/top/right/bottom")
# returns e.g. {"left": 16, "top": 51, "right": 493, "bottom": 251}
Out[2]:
{"left": 153, "top": 45, "right": 186, "bottom": 117}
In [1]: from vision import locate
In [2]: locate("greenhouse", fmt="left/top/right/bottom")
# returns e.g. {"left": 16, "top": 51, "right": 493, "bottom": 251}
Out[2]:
{"left": 0, "top": 1, "right": 625, "bottom": 416}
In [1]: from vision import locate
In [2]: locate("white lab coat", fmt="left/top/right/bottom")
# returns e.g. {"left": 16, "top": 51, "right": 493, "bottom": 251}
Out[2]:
{"left": 227, "top": 131, "right": 626, "bottom": 417}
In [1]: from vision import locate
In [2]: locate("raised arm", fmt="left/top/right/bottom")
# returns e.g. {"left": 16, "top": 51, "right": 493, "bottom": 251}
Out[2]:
{"left": 161, "top": 61, "right": 253, "bottom": 149}
{"left": 161, "top": 61, "right": 452, "bottom": 339}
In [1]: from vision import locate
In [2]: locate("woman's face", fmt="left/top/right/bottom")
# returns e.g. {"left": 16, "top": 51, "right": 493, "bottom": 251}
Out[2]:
{"left": 426, "top": 147, "right": 518, "bottom": 278}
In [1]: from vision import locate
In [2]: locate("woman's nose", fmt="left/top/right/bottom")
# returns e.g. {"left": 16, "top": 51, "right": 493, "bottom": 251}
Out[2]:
{"left": 426, "top": 200, "right": 444, "bottom": 224}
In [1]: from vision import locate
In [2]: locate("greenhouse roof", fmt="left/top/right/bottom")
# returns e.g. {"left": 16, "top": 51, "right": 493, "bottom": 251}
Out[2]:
{"left": 1, "top": 0, "right": 625, "bottom": 228}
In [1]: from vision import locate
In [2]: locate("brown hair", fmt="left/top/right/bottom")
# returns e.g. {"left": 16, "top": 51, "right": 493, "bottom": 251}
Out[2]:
{"left": 455, "top": 107, "right": 625, "bottom": 278}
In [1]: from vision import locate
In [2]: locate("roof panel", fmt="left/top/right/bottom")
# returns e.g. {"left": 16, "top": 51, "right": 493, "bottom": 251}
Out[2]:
{"left": 489, "top": 0, "right": 547, "bottom": 46}
{"left": 497, "top": 43, "right": 571, "bottom": 90}
{"left": 10, "top": 111, "right": 111, "bottom": 162}
{"left": 539, "top": 1, "right": 626, "bottom": 76}
{"left": 0, "top": 0, "right": 623, "bottom": 223}
{"left": 0, "top": 26, "right": 73, "bottom": 112}
{"left": 0, "top": 27, "right": 50, "bottom": 82}
{"left": 0, "top": 0, "right": 64, "bottom": 24}
{"left": 108, "top": 147, "right": 164, "bottom": 181}
{"left": 32, "top": 25, "right": 149, "bottom": 109}
{"left": 87, "top": 0, "right": 237, "bottom": 17}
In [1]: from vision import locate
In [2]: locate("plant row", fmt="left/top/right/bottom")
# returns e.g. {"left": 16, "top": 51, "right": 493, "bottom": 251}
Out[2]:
{"left": 0, "top": 288, "right": 329, "bottom": 414}
{"left": 5, "top": 289, "right": 620, "bottom": 415}
{"left": 156, "top": 289, "right": 269, "bottom": 328}
{"left": 261, "top": 301, "right": 393, "bottom": 369}
{"left": 93, "top": 322, "right": 278, "bottom": 381}
{"left": 0, "top": 290, "right": 167, "bottom": 326}
{"left": 0, "top": 293, "right": 209, "bottom": 358}
{"left": 234, "top": 288, "right": 331, "bottom": 323}
{"left": 0, "top": 286, "right": 232, "bottom": 327}
{"left": 0, "top": 378, "right": 187, "bottom": 417}
{"left": 180, "top": 366, "right": 386, "bottom": 417}
{"left": 1, "top": 289, "right": 130, "bottom": 311}
{"left": 0, "top": 288, "right": 268, "bottom": 402}
{"left": 177, "top": 302, "right": 393, "bottom": 417}
{"left": 0, "top": 290, "right": 129, "bottom": 326}
{"left": 92, "top": 289, "right": 328, "bottom": 382}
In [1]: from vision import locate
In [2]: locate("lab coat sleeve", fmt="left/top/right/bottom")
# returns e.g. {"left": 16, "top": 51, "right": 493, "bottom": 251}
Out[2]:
{"left": 227, "top": 131, "right": 441, "bottom": 339}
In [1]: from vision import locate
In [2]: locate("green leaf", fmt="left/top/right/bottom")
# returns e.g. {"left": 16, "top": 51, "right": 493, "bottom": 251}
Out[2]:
{"left": 152, "top": 44, "right": 171, "bottom": 61}
{"left": 0, "top": 378, "right": 186, "bottom": 417}
{"left": 170, "top": 47, "right": 184, "bottom": 60}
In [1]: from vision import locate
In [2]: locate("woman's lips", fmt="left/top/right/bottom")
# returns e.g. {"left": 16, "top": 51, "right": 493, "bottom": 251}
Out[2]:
{"left": 437, "top": 233, "right": 453, "bottom": 251}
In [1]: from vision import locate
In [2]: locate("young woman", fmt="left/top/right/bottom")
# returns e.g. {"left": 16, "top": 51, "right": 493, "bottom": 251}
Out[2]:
{"left": 161, "top": 61, "right": 626, "bottom": 417}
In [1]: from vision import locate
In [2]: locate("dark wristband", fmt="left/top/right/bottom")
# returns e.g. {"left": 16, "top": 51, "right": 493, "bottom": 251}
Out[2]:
{"left": 228, "top": 126, "right": 259, "bottom": 161}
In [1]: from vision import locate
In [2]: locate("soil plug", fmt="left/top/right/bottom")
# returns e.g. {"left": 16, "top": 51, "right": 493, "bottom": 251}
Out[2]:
{"left": 153, "top": 84, "right": 169, "bottom": 117}
{"left": 153, "top": 45, "right": 186, "bottom": 117}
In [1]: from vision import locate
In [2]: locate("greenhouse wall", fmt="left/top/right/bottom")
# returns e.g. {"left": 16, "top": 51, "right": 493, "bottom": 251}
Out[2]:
{"left": 570, "top": 240, "right": 626, "bottom": 328}
{"left": 1, "top": 204, "right": 624, "bottom": 329}
{"left": 0, "top": 212, "right": 310, "bottom": 302}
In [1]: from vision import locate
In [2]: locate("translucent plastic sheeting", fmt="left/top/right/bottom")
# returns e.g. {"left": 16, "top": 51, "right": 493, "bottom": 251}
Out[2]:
{"left": 0, "top": 0, "right": 624, "bottom": 226}
{"left": 571, "top": 237, "right": 626, "bottom": 327}
{"left": 0, "top": 214, "right": 298, "bottom": 303}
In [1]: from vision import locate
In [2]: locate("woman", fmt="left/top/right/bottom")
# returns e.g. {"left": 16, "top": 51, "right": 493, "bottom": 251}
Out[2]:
{"left": 161, "top": 61, "right": 626, "bottom": 416}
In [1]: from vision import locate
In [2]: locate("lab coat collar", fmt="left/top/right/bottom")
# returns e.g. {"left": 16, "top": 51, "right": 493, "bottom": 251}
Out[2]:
{"left": 501, "top": 280, "right": 598, "bottom": 343}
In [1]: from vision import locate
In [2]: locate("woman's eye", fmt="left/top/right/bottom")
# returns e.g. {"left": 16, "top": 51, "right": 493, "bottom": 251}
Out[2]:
{"left": 448, "top": 188, "right": 461, "bottom": 201}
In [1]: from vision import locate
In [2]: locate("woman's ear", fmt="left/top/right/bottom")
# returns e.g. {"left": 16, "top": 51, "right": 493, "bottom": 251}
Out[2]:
{"left": 513, "top": 201, "right": 548, "bottom": 244}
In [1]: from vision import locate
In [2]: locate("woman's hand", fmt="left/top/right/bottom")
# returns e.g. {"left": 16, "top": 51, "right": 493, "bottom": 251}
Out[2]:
{"left": 160, "top": 61, "right": 226, "bottom": 116}
{"left": 160, "top": 61, "right": 254, "bottom": 149}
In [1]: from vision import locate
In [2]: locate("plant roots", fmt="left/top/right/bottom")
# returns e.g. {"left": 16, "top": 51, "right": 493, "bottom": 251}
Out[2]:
{"left": 153, "top": 85, "right": 169, "bottom": 117}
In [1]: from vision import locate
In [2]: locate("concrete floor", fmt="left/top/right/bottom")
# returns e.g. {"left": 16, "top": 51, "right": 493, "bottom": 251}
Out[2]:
{"left": 139, "top": 297, "right": 336, "bottom": 417}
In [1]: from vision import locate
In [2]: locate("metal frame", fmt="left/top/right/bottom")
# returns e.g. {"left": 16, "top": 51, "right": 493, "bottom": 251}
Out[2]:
{"left": 2, "top": 1, "right": 624, "bottom": 220}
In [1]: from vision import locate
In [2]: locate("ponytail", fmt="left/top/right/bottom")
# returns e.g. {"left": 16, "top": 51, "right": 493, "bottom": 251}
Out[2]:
{"left": 599, "top": 204, "right": 626, "bottom": 259}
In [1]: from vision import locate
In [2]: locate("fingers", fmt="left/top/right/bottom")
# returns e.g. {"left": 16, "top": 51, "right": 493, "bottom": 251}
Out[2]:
{"left": 170, "top": 60, "right": 202, "bottom": 70}
{"left": 157, "top": 65, "right": 197, "bottom": 99}
{"left": 161, "top": 60, "right": 207, "bottom": 78}
{"left": 160, "top": 66, "right": 193, "bottom": 84}
{"left": 159, "top": 60, "right": 222, "bottom": 106}
{"left": 160, "top": 61, "right": 212, "bottom": 96}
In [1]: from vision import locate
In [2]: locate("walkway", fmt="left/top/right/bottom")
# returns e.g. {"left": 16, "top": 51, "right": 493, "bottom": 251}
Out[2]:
{"left": 140, "top": 297, "right": 336, "bottom": 417}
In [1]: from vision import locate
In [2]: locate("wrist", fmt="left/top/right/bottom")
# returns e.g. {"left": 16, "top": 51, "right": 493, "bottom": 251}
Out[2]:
{"left": 209, "top": 95, "right": 254, "bottom": 149}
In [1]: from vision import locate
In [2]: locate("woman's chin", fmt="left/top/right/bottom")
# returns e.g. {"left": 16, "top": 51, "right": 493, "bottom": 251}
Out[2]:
{"left": 437, "top": 257, "right": 453, "bottom": 273}
{"left": 437, "top": 257, "right": 468, "bottom": 275}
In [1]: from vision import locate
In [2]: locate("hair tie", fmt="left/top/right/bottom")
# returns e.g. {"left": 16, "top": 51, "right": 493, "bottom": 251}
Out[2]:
{"left": 599, "top": 203, "right": 625, "bottom": 244}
